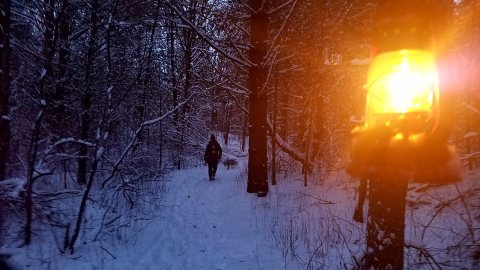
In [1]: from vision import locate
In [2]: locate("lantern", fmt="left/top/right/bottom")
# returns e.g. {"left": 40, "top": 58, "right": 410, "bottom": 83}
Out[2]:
{"left": 347, "top": 1, "right": 460, "bottom": 183}
{"left": 364, "top": 49, "right": 440, "bottom": 143}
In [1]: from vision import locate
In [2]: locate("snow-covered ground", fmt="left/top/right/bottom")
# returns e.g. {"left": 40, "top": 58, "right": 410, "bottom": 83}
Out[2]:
{"left": 106, "top": 164, "right": 286, "bottom": 270}
{"left": 5, "top": 156, "right": 480, "bottom": 269}
{"left": 7, "top": 160, "right": 288, "bottom": 270}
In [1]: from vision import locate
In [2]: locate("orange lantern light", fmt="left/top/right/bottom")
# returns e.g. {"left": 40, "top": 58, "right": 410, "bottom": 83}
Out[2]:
{"left": 347, "top": 1, "right": 460, "bottom": 183}
{"left": 364, "top": 49, "right": 440, "bottom": 143}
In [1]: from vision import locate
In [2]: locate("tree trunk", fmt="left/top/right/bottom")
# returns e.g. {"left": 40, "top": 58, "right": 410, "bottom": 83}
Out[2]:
{"left": 24, "top": 0, "right": 58, "bottom": 244}
{"left": 241, "top": 99, "right": 247, "bottom": 151}
{"left": 224, "top": 103, "right": 231, "bottom": 146}
{"left": 365, "top": 175, "right": 408, "bottom": 269}
{"left": 53, "top": 0, "right": 71, "bottom": 124}
{"left": 280, "top": 92, "right": 288, "bottom": 138}
{"left": 24, "top": 108, "right": 45, "bottom": 245}
{"left": 78, "top": 0, "right": 99, "bottom": 185}
{"left": 42, "top": 0, "right": 55, "bottom": 76}
{"left": 271, "top": 71, "right": 278, "bottom": 186}
{"left": 69, "top": 149, "right": 100, "bottom": 253}
{"left": 303, "top": 93, "right": 315, "bottom": 187}
{"left": 168, "top": 9, "right": 179, "bottom": 124}
{"left": 247, "top": 0, "right": 268, "bottom": 196}
{"left": 0, "top": 0, "right": 11, "bottom": 180}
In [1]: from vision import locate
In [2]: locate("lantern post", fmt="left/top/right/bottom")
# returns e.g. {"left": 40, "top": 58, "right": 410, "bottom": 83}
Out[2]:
{"left": 348, "top": 1, "right": 458, "bottom": 268}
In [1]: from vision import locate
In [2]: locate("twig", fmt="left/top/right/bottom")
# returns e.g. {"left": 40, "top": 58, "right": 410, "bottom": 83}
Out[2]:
{"left": 404, "top": 242, "right": 442, "bottom": 269}
{"left": 100, "top": 246, "right": 117, "bottom": 259}
{"left": 296, "top": 191, "right": 335, "bottom": 205}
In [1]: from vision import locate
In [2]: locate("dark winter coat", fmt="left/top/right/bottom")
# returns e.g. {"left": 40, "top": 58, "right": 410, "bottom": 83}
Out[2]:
{"left": 204, "top": 139, "right": 222, "bottom": 163}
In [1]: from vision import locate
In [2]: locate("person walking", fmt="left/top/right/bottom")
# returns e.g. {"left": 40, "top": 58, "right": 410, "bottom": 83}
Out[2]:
{"left": 204, "top": 134, "right": 222, "bottom": 181}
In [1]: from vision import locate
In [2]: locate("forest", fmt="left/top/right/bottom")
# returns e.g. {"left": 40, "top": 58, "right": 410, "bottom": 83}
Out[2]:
{"left": 0, "top": 0, "right": 479, "bottom": 269}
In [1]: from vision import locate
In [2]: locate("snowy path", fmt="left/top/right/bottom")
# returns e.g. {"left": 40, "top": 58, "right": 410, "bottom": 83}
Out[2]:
{"left": 113, "top": 164, "right": 284, "bottom": 270}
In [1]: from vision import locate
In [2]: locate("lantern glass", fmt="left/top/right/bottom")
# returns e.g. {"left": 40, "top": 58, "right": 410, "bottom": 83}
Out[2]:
{"left": 364, "top": 50, "right": 439, "bottom": 141}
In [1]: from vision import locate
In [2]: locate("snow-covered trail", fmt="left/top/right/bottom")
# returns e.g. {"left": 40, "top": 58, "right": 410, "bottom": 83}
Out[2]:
{"left": 113, "top": 163, "right": 284, "bottom": 270}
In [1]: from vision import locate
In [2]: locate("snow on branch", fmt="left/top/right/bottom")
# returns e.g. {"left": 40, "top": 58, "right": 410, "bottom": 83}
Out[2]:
{"left": 44, "top": 138, "right": 95, "bottom": 157}
{"left": 462, "top": 101, "right": 480, "bottom": 116}
{"left": 0, "top": 178, "right": 26, "bottom": 199}
{"left": 224, "top": 87, "right": 248, "bottom": 115}
{"left": 265, "top": 0, "right": 298, "bottom": 64}
{"left": 143, "top": 95, "right": 193, "bottom": 127}
{"left": 102, "top": 94, "right": 194, "bottom": 188}
{"left": 350, "top": 58, "right": 370, "bottom": 66}
{"left": 267, "top": 117, "right": 310, "bottom": 167}
{"left": 460, "top": 151, "right": 480, "bottom": 161}
{"left": 165, "top": 2, "right": 252, "bottom": 68}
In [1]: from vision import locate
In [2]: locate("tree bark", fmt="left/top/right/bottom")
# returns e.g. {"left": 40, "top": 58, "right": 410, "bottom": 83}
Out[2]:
{"left": 365, "top": 175, "right": 408, "bottom": 269}
{"left": 271, "top": 71, "right": 278, "bottom": 186}
{"left": 24, "top": 108, "right": 45, "bottom": 245}
{"left": 168, "top": 9, "right": 179, "bottom": 124}
{"left": 53, "top": 0, "right": 71, "bottom": 122}
{"left": 241, "top": 99, "right": 247, "bottom": 151}
{"left": 24, "top": 0, "right": 58, "bottom": 244}
{"left": 78, "top": 0, "right": 99, "bottom": 185}
{"left": 69, "top": 149, "right": 100, "bottom": 253}
{"left": 247, "top": 0, "right": 269, "bottom": 196}
{"left": 0, "top": 0, "right": 11, "bottom": 180}
{"left": 224, "top": 103, "right": 231, "bottom": 146}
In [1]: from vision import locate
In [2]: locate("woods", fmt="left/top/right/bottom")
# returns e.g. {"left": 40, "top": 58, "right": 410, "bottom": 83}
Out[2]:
{"left": 0, "top": 0, "right": 479, "bottom": 268}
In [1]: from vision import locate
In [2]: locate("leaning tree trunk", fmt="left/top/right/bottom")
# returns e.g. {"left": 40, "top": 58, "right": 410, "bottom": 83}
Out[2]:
{"left": 24, "top": 0, "right": 57, "bottom": 245}
{"left": 0, "top": 0, "right": 11, "bottom": 180}
{"left": 247, "top": 0, "right": 269, "bottom": 196}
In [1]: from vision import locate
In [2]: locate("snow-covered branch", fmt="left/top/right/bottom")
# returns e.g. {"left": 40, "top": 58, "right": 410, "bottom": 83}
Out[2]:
{"left": 43, "top": 138, "right": 95, "bottom": 158}
{"left": 102, "top": 94, "right": 194, "bottom": 188}
{"left": 267, "top": 117, "right": 309, "bottom": 166}
{"left": 165, "top": 2, "right": 252, "bottom": 68}
{"left": 264, "top": 0, "right": 298, "bottom": 65}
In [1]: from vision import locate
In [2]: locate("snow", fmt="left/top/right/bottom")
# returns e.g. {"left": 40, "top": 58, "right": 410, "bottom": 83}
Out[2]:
{"left": 349, "top": 115, "right": 364, "bottom": 124}
{"left": 109, "top": 168, "right": 284, "bottom": 270}
{"left": 350, "top": 58, "right": 370, "bottom": 66}
{"left": 8, "top": 160, "right": 286, "bottom": 270}
{"left": 464, "top": 131, "right": 479, "bottom": 138}
{"left": 3, "top": 151, "right": 479, "bottom": 269}
{"left": 0, "top": 178, "right": 25, "bottom": 199}
{"left": 39, "top": 69, "right": 47, "bottom": 80}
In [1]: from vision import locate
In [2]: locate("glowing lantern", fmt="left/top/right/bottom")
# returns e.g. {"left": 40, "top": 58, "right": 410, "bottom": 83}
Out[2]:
{"left": 347, "top": 0, "right": 460, "bottom": 184}
{"left": 364, "top": 49, "right": 440, "bottom": 143}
